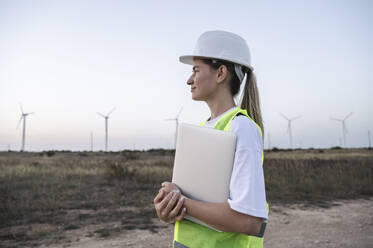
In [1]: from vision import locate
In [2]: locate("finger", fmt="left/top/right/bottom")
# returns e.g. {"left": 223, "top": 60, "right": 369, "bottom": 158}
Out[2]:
{"left": 160, "top": 187, "right": 170, "bottom": 197}
{"left": 175, "top": 207, "right": 187, "bottom": 221}
{"left": 158, "top": 191, "right": 174, "bottom": 211}
{"left": 169, "top": 196, "right": 184, "bottom": 218}
{"left": 153, "top": 189, "right": 165, "bottom": 204}
{"left": 163, "top": 192, "right": 179, "bottom": 214}
{"left": 161, "top": 181, "right": 169, "bottom": 187}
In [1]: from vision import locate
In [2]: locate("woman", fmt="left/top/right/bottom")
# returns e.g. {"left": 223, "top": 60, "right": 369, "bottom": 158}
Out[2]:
{"left": 154, "top": 30, "right": 268, "bottom": 248}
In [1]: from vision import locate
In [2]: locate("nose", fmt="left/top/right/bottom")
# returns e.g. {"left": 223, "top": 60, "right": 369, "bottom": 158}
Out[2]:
{"left": 187, "top": 74, "right": 194, "bottom": 85}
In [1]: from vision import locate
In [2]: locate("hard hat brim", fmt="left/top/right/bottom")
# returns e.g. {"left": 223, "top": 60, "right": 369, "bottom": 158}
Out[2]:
{"left": 179, "top": 55, "right": 198, "bottom": 66}
{"left": 179, "top": 55, "right": 253, "bottom": 71}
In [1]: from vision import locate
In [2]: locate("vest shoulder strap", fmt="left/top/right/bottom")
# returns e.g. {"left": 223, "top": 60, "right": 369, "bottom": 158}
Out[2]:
{"left": 200, "top": 107, "right": 261, "bottom": 136}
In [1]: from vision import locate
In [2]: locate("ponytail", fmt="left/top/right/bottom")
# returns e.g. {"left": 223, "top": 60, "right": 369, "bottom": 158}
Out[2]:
{"left": 201, "top": 58, "right": 264, "bottom": 140}
{"left": 240, "top": 70, "right": 265, "bottom": 141}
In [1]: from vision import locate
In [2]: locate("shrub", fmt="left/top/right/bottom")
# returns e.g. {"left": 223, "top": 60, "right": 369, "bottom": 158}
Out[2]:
{"left": 104, "top": 161, "right": 137, "bottom": 180}
{"left": 46, "top": 151, "right": 55, "bottom": 157}
{"left": 120, "top": 151, "right": 139, "bottom": 160}
{"left": 331, "top": 146, "right": 342, "bottom": 150}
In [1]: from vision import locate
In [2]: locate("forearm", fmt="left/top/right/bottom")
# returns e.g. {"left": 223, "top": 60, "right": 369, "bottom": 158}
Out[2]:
{"left": 183, "top": 196, "right": 262, "bottom": 235}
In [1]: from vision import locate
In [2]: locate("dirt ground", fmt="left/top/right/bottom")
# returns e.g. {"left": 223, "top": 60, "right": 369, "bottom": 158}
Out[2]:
{"left": 26, "top": 198, "right": 372, "bottom": 248}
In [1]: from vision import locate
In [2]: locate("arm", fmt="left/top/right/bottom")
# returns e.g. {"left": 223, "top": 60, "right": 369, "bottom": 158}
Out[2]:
{"left": 183, "top": 196, "right": 263, "bottom": 236}
{"left": 161, "top": 182, "right": 264, "bottom": 236}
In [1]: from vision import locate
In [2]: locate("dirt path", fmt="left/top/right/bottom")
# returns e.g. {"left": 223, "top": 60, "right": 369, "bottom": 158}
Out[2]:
{"left": 28, "top": 198, "right": 373, "bottom": 248}
{"left": 264, "top": 198, "right": 373, "bottom": 248}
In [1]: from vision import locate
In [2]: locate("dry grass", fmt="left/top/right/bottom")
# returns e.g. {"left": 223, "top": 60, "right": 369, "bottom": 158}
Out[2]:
{"left": 0, "top": 150, "right": 173, "bottom": 247}
{"left": 264, "top": 148, "right": 373, "bottom": 206}
{"left": 0, "top": 148, "right": 372, "bottom": 247}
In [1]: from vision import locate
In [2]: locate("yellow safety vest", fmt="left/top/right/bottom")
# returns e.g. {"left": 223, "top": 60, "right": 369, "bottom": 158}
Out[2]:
{"left": 173, "top": 106, "right": 269, "bottom": 248}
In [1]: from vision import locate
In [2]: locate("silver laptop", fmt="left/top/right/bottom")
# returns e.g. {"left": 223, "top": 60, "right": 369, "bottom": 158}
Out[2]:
{"left": 172, "top": 122, "right": 237, "bottom": 231}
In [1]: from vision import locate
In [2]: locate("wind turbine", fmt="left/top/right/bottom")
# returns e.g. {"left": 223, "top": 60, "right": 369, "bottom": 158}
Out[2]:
{"left": 97, "top": 107, "right": 115, "bottom": 152}
{"left": 17, "top": 103, "right": 34, "bottom": 152}
{"left": 280, "top": 113, "right": 302, "bottom": 149}
{"left": 330, "top": 112, "right": 353, "bottom": 148}
{"left": 165, "top": 107, "right": 183, "bottom": 149}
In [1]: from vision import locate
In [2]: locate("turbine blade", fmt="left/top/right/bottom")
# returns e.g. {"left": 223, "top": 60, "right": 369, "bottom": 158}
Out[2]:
{"left": 279, "top": 112, "right": 289, "bottom": 120}
{"left": 19, "top": 102, "right": 24, "bottom": 114}
{"left": 291, "top": 115, "right": 302, "bottom": 121}
{"left": 97, "top": 112, "right": 105, "bottom": 118}
{"left": 330, "top": 117, "right": 342, "bottom": 122}
{"left": 176, "top": 107, "right": 183, "bottom": 118}
{"left": 343, "top": 122, "right": 348, "bottom": 134}
{"left": 107, "top": 107, "right": 116, "bottom": 116}
{"left": 16, "top": 115, "right": 23, "bottom": 129}
{"left": 344, "top": 112, "right": 353, "bottom": 121}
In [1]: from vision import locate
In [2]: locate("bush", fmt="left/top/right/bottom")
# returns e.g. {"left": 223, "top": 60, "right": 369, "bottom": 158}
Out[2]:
{"left": 104, "top": 161, "right": 138, "bottom": 180}
{"left": 331, "top": 146, "right": 342, "bottom": 150}
{"left": 45, "top": 151, "right": 55, "bottom": 157}
{"left": 120, "top": 151, "right": 139, "bottom": 160}
{"left": 271, "top": 147, "right": 280, "bottom": 152}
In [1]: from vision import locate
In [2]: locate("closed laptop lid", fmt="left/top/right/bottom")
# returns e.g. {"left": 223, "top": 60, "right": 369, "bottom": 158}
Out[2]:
{"left": 172, "top": 122, "right": 237, "bottom": 230}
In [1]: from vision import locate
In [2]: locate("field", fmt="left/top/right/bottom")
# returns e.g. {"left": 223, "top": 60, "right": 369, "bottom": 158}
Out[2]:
{"left": 0, "top": 148, "right": 372, "bottom": 247}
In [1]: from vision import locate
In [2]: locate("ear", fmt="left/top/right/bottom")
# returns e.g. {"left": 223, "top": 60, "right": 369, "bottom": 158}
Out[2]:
{"left": 216, "top": 65, "right": 228, "bottom": 84}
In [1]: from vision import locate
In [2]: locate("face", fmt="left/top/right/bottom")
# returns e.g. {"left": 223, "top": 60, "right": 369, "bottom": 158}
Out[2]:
{"left": 186, "top": 58, "right": 217, "bottom": 101}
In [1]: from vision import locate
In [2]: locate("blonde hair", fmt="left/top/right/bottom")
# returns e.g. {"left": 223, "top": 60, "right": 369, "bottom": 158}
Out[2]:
{"left": 202, "top": 59, "right": 264, "bottom": 140}
{"left": 240, "top": 70, "right": 264, "bottom": 140}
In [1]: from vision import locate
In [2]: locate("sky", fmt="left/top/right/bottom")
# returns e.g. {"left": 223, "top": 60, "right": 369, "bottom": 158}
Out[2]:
{"left": 0, "top": 0, "right": 372, "bottom": 151}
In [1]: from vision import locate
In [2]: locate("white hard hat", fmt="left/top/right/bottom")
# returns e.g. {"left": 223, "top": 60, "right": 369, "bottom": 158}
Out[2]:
{"left": 179, "top": 30, "right": 253, "bottom": 70}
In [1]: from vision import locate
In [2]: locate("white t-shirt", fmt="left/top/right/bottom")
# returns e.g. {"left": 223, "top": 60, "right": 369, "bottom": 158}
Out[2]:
{"left": 202, "top": 106, "right": 268, "bottom": 220}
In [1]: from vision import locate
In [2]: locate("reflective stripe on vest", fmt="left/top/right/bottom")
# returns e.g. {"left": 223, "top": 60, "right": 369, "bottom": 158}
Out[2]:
{"left": 173, "top": 106, "right": 269, "bottom": 248}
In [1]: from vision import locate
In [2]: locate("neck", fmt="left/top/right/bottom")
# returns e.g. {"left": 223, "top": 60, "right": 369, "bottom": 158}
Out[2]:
{"left": 205, "top": 91, "right": 236, "bottom": 120}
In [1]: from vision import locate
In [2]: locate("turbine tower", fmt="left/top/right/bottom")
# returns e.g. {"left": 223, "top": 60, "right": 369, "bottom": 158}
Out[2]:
{"left": 97, "top": 107, "right": 115, "bottom": 152}
{"left": 165, "top": 107, "right": 183, "bottom": 149}
{"left": 330, "top": 112, "right": 353, "bottom": 148}
{"left": 90, "top": 131, "right": 93, "bottom": 152}
{"left": 280, "top": 113, "right": 302, "bottom": 149}
{"left": 17, "top": 103, "right": 34, "bottom": 152}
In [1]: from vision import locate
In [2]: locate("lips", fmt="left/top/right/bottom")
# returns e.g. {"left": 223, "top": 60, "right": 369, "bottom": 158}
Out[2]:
{"left": 191, "top": 87, "right": 196, "bottom": 92}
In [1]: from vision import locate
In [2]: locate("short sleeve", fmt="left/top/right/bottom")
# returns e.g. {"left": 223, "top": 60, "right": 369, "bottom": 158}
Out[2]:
{"left": 227, "top": 115, "right": 268, "bottom": 219}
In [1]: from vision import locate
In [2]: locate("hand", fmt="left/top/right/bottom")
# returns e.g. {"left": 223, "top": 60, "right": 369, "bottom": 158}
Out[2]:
{"left": 153, "top": 189, "right": 186, "bottom": 223}
{"left": 161, "top": 181, "right": 180, "bottom": 195}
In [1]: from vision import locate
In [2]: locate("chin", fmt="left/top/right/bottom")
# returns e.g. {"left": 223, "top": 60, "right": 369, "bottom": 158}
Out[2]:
{"left": 192, "top": 94, "right": 204, "bottom": 101}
